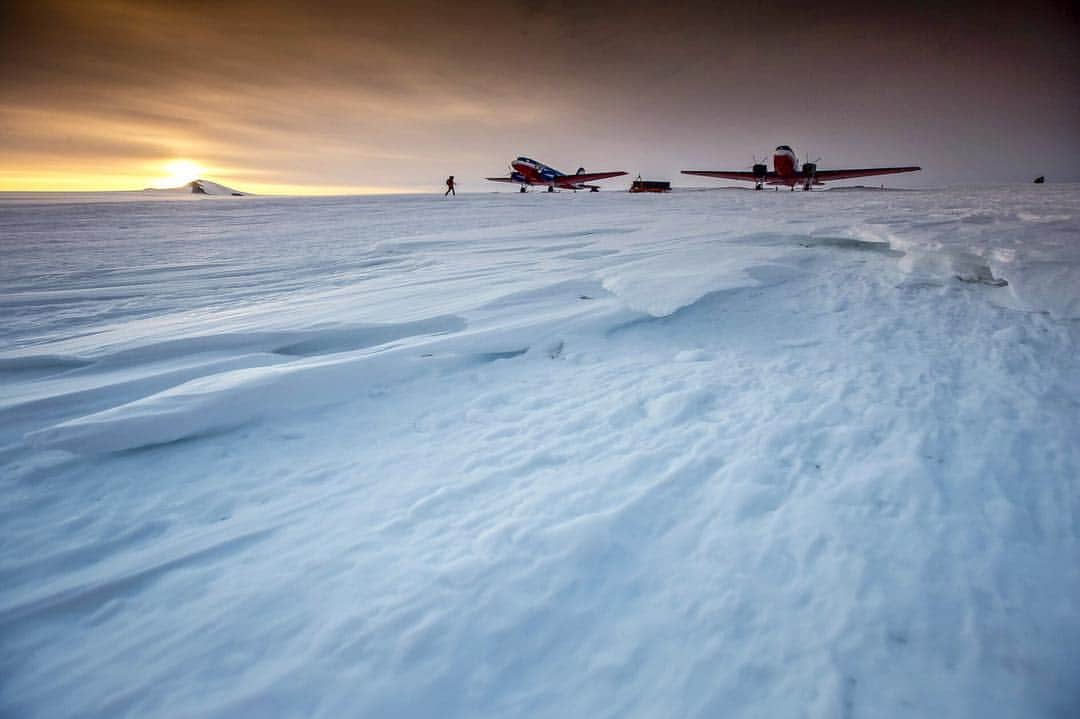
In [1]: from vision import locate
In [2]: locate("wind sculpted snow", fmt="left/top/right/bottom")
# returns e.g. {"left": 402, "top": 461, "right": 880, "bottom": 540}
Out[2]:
{"left": 1, "top": 187, "right": 1079, "bottom": 717}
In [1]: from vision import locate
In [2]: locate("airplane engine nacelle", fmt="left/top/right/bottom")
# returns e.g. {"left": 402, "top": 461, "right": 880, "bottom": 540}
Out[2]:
{"left": 753, "top": 163, "right": 768, "bottom": 179}
{"left": 801, "top": 162, "right": 817, "bottom": 177}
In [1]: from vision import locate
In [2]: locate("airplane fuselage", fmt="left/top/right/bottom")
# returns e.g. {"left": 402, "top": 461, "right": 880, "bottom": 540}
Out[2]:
{"left": 772, "top": 146, "right": 799, "bottom": 182}
{"left": 511, "top": 157, "right": 579, "bottom": 188}
{"left": 768, "top": 145, "right": 820, "bottom": 189}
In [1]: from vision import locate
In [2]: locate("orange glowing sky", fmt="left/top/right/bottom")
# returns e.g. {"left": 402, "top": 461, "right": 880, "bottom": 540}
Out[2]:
{"left": 1, "top": 1, "right": 1078, "bottom": 194}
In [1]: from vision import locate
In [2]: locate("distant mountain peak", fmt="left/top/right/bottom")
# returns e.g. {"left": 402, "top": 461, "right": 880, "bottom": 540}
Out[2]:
{"left": 145, "top": 179, "right": 250, "bottom": 196}
{"left": 188, "top": 179, "right": 249, "bottom": 196}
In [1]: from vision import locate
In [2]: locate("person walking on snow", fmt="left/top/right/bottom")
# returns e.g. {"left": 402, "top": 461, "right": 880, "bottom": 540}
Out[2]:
{"left": 445, "top": 176, "right": 456, "bottom": 196}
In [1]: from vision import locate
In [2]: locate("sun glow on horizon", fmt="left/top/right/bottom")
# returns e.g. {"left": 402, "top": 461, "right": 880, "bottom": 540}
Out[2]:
{"left": 151, "top": 159, "right": 204, "bottom": 189}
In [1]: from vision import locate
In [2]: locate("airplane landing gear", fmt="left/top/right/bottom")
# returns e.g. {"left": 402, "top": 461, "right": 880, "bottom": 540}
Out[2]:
{"left": 752, "top": 162, "right": 768, "bottom": 191}
{"left": 547, "top": 186, "right": 555, "bottom": 193}
{"left": 590, "top": 187, "right": 599, "bottom": 192}
{"left": 520, "top": 186, "right": 527, "bottom": 193}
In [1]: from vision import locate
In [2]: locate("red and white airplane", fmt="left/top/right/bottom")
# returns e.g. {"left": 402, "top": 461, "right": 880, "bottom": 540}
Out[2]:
{"left": 683, "top": 145, "right": 920, "bottom": 191}
{"left": 487, "top": 156, "right": 627, "bottom": 192}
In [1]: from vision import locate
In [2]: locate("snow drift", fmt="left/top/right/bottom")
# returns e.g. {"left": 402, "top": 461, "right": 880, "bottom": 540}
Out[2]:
{"left": 1, "top": 186, "right": 1078, "bottom": 718}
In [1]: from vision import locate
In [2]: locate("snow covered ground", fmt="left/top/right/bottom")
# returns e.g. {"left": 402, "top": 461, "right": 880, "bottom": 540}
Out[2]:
{"left": 1, "top": 186, "right": 1078, "bottom": 718}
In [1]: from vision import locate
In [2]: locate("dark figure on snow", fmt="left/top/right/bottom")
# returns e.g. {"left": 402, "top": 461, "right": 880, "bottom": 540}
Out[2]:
{"left": 445, "top": 176, "right": 456, "bottom": 196}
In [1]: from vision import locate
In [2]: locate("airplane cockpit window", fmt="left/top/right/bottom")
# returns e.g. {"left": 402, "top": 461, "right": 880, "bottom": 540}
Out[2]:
{"left": 776, "top": 145, "right": 792, "bottom": 152}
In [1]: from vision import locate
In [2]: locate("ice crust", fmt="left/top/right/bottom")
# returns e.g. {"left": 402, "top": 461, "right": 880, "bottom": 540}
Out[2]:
{"left": 1, "top": 186, "right": 1078, "bottom": 717}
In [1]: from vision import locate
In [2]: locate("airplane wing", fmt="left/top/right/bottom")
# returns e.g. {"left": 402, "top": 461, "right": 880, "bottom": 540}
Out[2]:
{"left": 555, "top": 171, "right": 627, "bottom": 186}
{"left": 812, "top": 166, "right": 921, "bottom": 182}
{"left": 680, "top": 171, "right": 768, "bottom": 182}
{"left": 486, "top": 176, "right": 520, "bottom": 183}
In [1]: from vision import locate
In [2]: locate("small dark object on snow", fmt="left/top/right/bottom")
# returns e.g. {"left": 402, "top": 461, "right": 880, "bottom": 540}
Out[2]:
{"left": 629, "top": 178, "right": 671, "bottom": 193}
{"left": 1033, "top": 176, "right": 1045, "bottom": 184}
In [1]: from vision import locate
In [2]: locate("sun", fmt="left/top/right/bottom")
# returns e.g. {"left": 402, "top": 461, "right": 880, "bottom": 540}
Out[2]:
{"left": 153, "top": 159, "right": 205, "bottom": 188}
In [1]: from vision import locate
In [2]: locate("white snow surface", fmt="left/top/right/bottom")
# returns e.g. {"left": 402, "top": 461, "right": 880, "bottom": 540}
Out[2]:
{"left": 2, "top": 186, "right": 1079, "bottom": 717}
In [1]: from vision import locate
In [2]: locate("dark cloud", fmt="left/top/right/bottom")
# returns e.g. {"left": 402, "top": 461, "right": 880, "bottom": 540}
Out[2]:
{"left": 2, "top": 0, "right": 1078, "bottom": 190}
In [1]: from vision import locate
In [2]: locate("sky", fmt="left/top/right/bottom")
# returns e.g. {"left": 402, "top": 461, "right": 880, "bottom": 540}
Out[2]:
{"left": 1, "top": 0, "right": 1078, "bottom": 194}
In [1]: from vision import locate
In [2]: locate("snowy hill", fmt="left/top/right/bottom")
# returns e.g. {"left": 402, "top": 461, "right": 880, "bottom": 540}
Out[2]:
{"left": 1, "top": 187, "right": 1078, "bottom": 718}
{"left": 144, "top": 178, "right": 249, "bottom": 195}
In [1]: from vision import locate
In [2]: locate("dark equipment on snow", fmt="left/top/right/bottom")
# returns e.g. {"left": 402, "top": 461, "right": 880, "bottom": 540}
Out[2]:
{"left": 629, "top": 178, "right": 671, "bottom": 193}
